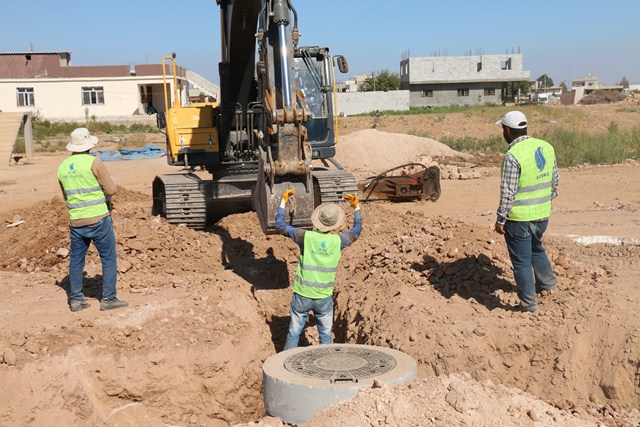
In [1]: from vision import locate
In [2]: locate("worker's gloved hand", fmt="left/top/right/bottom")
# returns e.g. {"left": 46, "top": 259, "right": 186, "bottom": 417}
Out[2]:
{"left": 280, "top": 188, "right": 295, "bottom": 209}
{"left": 344, "top": 194, "right": 359, "bottom": 209}
{"left": 283, "top": 189, "right": 295, "bottom": 203}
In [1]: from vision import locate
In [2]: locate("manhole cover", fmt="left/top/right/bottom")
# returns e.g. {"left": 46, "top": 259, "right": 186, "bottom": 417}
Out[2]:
{"left": 283, "top": 345, "right": 397, "bottom": 381}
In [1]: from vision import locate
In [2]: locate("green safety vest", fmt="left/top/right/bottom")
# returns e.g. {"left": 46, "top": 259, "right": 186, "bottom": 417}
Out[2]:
{"left": 293, "top": 231, "right": 342, "bottom": 299}
{"left": 506, "top": 137, "right": 556, "bottom": 221}
{"left": 57, "top": 154, "right": 109, "bottom": 221}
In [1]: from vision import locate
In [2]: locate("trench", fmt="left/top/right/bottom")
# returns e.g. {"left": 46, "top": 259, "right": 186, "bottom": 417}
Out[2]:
{"left": 219, "top": 209, "right": 640, "bottom": 422}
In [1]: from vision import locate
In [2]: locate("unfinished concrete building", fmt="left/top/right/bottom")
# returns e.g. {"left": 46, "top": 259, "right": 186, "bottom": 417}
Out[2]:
{"left": 400, "top": 53, "right": 530, "bottom": 107}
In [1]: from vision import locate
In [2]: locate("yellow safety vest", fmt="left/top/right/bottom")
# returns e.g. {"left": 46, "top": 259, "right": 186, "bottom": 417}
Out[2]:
{"left": 293, "top": 231, "right": 342, "bottom": 299}
{"left": 57, "top": 154, "right": 109, "bottom": 221}
{"left": 506, "top": 137, "right": 555, "bottom": 221}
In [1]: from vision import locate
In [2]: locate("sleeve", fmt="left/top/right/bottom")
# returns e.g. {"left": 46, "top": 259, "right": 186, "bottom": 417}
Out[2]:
{"left": 496, "top": 153, "right": 520, "bottom": 224}
{"left": 275, "top": 206, "right": 305, "bottom": 246}
{"left": 91, "top": 158, "right": 117, "bottom": 197}
{"left": 551, "top": 159, "right": 559, "bottom": 200}
{"left": 340, "top": 210, "right": 362, "bottom": 250}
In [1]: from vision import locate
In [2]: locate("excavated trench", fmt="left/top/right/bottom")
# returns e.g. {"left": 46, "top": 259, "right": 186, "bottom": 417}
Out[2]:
{"left": 1, "top": 190, "right": 640, "bottom": 425}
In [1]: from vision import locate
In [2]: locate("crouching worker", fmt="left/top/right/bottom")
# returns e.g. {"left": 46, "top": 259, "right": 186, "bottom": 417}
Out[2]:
{"left": 276, "top": 190, "right": 362, "bottom": 350}
{"left": 57, "top": 128, "right": 128, "bottom": 312}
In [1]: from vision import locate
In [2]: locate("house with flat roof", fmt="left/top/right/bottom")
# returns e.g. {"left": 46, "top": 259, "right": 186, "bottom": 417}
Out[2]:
{"left": 400, "top": 53, "right": 530, "bottom": 107}
{"left": 0, "top": 51, "right": 189, "bottom": 121}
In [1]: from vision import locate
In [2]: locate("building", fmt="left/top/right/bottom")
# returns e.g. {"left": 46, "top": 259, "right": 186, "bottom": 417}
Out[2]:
{"left": 343, "top": 75, "right": 370, "bottom": 92}
{"left": 567, "top": 75, "right": 624, "bottom": 104}
{"left": 400, "top": 53, "right": 530, "bottom": 107}
{"left": 0, "top": 51, "right": 190, "bottom": 121}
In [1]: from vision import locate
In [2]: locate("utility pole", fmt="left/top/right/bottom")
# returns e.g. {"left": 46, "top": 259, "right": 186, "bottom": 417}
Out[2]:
{"left": 372, "top": 72, "right": 376, "bottom": 92}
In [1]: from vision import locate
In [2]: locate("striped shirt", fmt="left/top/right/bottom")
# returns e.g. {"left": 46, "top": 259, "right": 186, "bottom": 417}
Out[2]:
{"left": 497, "top": 135, "right": 559, "bottom": 224}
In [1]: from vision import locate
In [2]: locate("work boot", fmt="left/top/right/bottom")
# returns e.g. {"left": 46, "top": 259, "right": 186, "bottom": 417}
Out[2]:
{"left": 100, "top": 298, "right": 129, "bottom": 311}
{"left": 70, "top": 299, "right": 91, "bottom": 312}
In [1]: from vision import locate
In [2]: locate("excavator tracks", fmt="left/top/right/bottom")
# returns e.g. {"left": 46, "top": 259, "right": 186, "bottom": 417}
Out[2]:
{"left": 152, "top": 169, "right": 256, "bottom": 230}
{"left": 312, "top": 169, "right": 358, "bottom": 205}
{"left": 152, "top": 174, "right": 208, "bottom": 230}
{"left": 153, "top": 169, "right": 356, "bottom": 231}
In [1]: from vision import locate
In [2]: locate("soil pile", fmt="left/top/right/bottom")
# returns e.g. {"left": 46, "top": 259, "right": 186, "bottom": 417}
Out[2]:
{"left": 579, "top": 90, "right": 627, "bottom": 105}
{"left": 305, "top": 373, "right": 623, "bottom": 426}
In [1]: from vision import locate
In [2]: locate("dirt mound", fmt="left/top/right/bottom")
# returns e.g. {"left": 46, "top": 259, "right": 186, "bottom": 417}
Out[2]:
{"left": 304, "top": 373, "right": 631, "bottom": 426}
{"left": 579, "top": 90, "right": 627, "bottom": 105}
{"left": 336, "top": 129, "right": 471, "bottom": 177}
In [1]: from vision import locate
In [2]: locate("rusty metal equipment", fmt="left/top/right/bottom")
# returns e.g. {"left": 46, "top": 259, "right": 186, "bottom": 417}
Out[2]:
{"left": 357, "top": 163, "right": 441, "bottom": 203}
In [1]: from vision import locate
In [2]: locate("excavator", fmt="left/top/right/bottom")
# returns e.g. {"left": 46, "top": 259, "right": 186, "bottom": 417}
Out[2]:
{"left": 152, "top": 0, "right": 357, "bottom": 232}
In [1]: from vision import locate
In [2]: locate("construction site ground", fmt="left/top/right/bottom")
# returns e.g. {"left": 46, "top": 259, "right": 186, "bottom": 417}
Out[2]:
{"left": 1, "top": 103, "right": 639, "bottom": 426}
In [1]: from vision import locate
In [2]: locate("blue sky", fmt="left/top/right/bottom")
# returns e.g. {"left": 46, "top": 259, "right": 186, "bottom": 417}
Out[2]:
{"left": 3, "top": 0, "right": 639, "bottom": 86}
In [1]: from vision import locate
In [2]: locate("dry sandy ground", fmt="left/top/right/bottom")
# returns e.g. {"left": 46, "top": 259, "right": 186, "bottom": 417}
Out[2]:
{"left": 1, "top": 104, "right": 640, "bottom": 426}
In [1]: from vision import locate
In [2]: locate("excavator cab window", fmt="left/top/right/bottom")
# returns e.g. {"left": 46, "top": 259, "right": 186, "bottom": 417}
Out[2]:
{"left": 294, "top": 57, "right": 325, "bottom": 119}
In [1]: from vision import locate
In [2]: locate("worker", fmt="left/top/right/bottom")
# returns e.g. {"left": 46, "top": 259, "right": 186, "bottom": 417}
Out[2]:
{"left": 494, "top": 111, "right": 559, "bottom": 313}
{"left": 57, "top": 128, "right": 128, "bottom": 312}
{"left": 276, "top": 190, "right": 362, "bottom": 350}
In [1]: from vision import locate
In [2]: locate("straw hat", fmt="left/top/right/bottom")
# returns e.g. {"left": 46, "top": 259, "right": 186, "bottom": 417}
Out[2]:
{"left": 311, "top": 203, "right": 346, "bottom": 232}
{"left": 67, "top": 128, "right": 98, "bottom": 152}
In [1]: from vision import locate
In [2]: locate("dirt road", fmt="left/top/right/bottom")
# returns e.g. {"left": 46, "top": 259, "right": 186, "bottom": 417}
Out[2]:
{"left": 1, "top": 111, "right": 639, "bottom": 426}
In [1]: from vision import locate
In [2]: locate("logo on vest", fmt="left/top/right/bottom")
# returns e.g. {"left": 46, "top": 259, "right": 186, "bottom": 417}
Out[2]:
{"left": 313, "top": 241, "right": 329, "bottom": 256}
{"left": 535, "top": 147, "right": 546, "bottom": 171}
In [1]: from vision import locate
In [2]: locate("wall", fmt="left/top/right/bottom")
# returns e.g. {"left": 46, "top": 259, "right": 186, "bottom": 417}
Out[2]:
{"left": 410, "top": 83, "right": 502, "bottom": 107}
{"left": 405, "top": 54, "right": 530, "bottom": 84}
{"left": 335, "top": 91, "right": 409, "bottom": 116}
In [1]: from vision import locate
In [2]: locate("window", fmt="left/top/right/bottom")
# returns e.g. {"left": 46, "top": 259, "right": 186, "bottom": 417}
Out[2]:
{"left": 17, "top": 87, "right": 35, "bottom": 106}
{"left": 421, "top": 89, "right": 433, "bottom": 97}
{"left": 457, "top": 88, "right": 469, "bottom": 97}
{"left": 500, "top": 58, "right": 512, "bottom": 70}
{"left": 484, "top": 88, "right": 496, "bottom": 96}
{"left": 82, "top": 86, "right": 105, "bottom": 105}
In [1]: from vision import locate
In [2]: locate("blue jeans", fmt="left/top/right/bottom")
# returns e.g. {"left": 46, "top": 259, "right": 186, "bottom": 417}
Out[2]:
{"left": 504, "top": 219, "right": 557, "bottom": 312}
{"left": 68, "top": 216, "right": 118, "bottom": 302}
{"left": 283, "top": 293, "right": 333, "bottom": 350}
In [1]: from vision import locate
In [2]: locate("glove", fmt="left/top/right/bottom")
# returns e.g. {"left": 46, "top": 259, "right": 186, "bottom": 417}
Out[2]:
{"left": 280, "top": 188, "right": 295, "bottom": 209}
{"left": 344, "top": 194, "right": 359, "bottom": 209}
{"left": 283, "top": 189, "right": 295, "bottom": 203}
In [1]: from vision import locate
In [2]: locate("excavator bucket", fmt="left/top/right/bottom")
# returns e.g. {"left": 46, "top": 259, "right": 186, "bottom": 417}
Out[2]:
{"left": 253, "top": 147, "right": 359, "bottom": 234}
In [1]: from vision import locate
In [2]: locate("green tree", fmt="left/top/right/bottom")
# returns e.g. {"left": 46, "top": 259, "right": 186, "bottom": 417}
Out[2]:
{"left": 359, "top": 70, "right": 400, "bottom": 92}
{"left": 506, "top": 81, "right": 529, "bottom": 97}
{"left": 536, "top": 74, "right": 554, "bottom": 89}
{"left": 560, "top": 82, "right": 568, "bottom": 93}
{"left": 617, "top": 76, "right": 630, "bottom": 88}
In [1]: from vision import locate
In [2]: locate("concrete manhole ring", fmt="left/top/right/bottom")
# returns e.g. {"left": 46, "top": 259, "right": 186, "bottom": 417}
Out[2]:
{"left": 263, "top": 344, "right": 417, "bottom": 425}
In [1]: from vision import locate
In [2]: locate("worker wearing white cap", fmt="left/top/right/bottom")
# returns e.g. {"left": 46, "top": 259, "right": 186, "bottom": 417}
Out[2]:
{"left": 494, "top": 111, "right": 559, "bottom": 313}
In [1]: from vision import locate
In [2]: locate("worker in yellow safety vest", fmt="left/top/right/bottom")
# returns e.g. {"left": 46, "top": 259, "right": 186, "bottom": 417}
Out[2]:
{"left": 275, "top": 190, "right": 362, "bottom": 350}
{"left": 494, "top": 111, "right": 559, "bottom": 313}
{"left": 57, "top": 128, "right": 128, "bottom": 312}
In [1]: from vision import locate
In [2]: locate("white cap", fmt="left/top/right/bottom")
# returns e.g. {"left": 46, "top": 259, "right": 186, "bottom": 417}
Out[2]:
{"left": 495, "top": 111, "right": 528, "bottom": 129}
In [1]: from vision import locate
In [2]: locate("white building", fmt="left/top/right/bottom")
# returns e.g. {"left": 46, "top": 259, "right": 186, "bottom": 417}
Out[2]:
{"left": 0, "top": 51, "right": 189, "bottom": 121}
